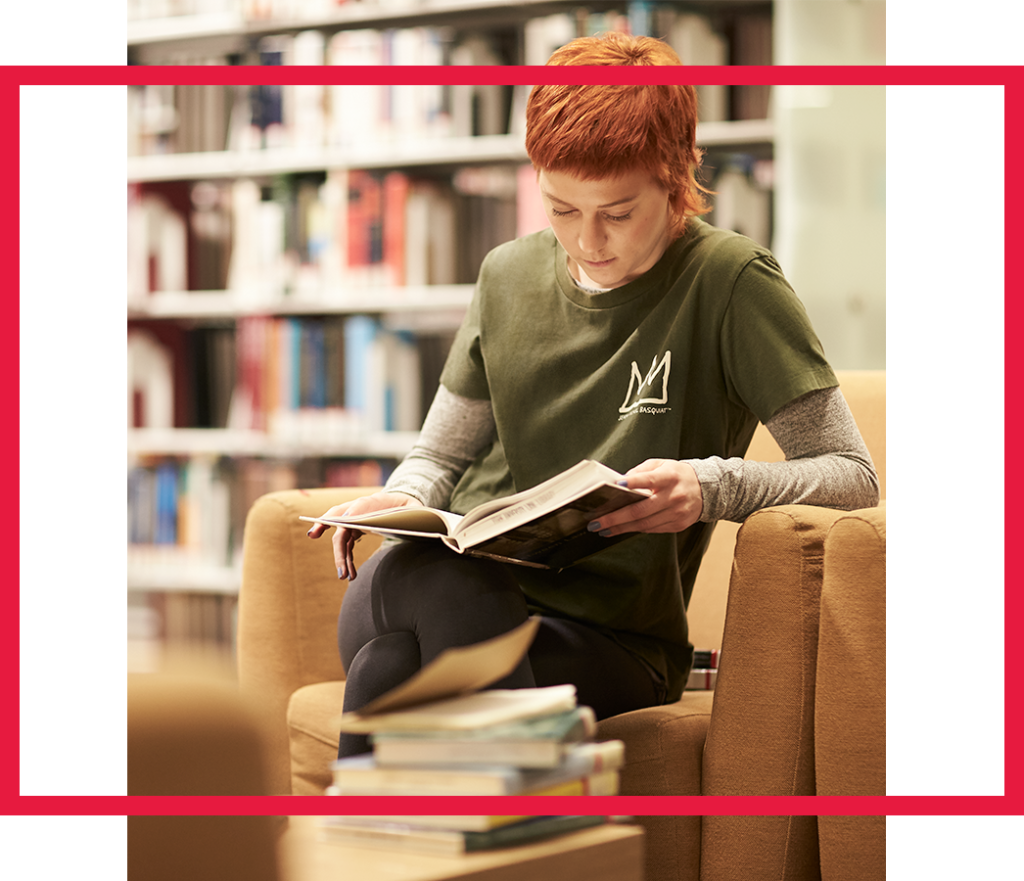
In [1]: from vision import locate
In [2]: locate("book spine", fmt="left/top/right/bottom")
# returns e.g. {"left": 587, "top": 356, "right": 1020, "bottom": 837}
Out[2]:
{"left": 527, "top": 770, "right": 620, "bottom": 797}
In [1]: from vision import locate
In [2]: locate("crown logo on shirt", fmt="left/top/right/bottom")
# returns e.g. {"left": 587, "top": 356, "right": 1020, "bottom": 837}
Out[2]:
{"left": 619, "top": 350, "right": 672, "bottom": 415}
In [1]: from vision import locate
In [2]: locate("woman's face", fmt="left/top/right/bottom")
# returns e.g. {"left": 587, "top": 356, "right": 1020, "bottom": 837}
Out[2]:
{"left": 539, "top": 167, "right": 675, "bottom": 290}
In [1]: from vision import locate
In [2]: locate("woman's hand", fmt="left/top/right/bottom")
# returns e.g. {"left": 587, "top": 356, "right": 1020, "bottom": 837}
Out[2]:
{"left": 307, "top": 492, "right": 423, "bottom": 581}
{"left": 589, "top": 459, "right": 703, "bottom": 538}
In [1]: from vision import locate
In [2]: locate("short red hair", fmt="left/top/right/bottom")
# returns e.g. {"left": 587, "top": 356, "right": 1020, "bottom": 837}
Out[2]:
{"left": 525, "top": 32, "right": 710, "bottom": 237}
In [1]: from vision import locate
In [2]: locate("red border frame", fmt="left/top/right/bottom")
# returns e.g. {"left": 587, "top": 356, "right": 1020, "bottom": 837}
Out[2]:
{"left": 7, "top": 64, "right": 1022, "bottom": 817}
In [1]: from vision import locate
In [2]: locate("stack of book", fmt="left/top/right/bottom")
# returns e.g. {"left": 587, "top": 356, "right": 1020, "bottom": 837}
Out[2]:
{"left": 328, "top": 700, "right": 623, "bottom": 797}
{"left": 319, "top": 618, "right": 626, "bottom": 854}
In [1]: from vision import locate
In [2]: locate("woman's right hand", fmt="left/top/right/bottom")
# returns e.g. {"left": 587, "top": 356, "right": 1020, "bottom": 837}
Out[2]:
{"left": 307, "top": 492, "right": 423, "bottom": 581}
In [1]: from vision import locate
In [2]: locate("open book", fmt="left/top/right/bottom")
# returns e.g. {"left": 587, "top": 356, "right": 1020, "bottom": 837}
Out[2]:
{"left": 301, "top": 458, "right": 648, "bottom": 570}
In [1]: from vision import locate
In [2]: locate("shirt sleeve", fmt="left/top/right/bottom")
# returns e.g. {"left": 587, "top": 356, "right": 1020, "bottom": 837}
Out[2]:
{"left": 383, "top": 384, "right": 497, "bottom": 510}
{"left": 687, "top": 385, "right": 880, "bottom": 523}
{"left": 720, "top": 255, "right": 838, "bottom": 422}
{"left": 439, "top": 277, "right": 491, "bottom": 401}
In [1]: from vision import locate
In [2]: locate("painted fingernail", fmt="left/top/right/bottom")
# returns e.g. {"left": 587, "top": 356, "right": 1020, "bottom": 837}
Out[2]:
{"left": 616, "top": 479, "right": 629, "bottom": 487}
{"left": 337, "top": 567, "right": 345, "bottom": 580}
{"left": 599, "top": 529, "right": 613, "bottom": 538}
{"left": 587, "top": 521, "right": 602, "bottom": 532}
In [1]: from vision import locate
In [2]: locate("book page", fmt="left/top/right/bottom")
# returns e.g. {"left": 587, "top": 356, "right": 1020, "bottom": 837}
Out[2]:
{"left": 455, "top": 460, "right": 625, "bottom": 534}
{"left": 300, "top": 507, "right": 464, "bottom": 537}
{"left": 348, "top": 617, "right": 541, "bottom": 717}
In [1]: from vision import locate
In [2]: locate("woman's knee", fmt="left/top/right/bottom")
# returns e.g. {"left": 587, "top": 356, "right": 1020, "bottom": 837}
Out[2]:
{"left": 338, "top": 541, "right": 528, "bottom": 668}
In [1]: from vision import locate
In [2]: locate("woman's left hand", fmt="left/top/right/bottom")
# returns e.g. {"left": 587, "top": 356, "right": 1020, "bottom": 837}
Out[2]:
{"left": 590, "top": 459, "right": 703, "bottom": 537}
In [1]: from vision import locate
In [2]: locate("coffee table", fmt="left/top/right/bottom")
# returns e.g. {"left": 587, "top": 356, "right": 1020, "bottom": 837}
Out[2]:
{"left": 280, "top": 816, "right": 645, "bottom": 881}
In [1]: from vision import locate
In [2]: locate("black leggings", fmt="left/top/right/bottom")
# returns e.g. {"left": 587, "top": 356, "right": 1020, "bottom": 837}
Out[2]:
{"left": 336, "top": 540, "right": 663, "bottom": 757}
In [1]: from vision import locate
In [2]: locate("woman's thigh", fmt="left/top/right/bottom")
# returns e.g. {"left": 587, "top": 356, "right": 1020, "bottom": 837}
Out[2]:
{"left": 337, "top": 539, "right": 531, "bottom": 671}
{"left": 529, "top": 617, "right": 664, "bottom": 720}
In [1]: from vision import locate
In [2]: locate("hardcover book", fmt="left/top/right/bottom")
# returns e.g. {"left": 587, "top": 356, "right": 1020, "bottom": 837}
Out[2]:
{"left": 300, "top": 458, "right": 648, "bottom": 570}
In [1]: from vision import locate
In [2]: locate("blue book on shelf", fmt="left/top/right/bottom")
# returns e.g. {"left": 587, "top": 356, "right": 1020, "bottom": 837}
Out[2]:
{"left": 153, "top": 462, "right": 178, "bottom": 545}
{"left": 344, "top": 315, "right": 379, "bottom": 417}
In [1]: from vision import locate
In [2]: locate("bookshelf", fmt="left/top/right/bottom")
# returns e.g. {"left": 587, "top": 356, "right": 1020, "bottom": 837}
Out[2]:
{"left": 128, "top": 0, "right": 773, "bottom": 65}
{"left": 126, "top": 1, "right": 779, "bottom": 666}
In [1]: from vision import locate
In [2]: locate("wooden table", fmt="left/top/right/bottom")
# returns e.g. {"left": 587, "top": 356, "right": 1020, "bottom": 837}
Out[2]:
{"left": 280, "top": 816, "right": 645, "bottom": 881}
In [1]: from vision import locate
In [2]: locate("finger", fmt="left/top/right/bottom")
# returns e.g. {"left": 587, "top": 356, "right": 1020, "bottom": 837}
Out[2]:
{"left": 335, "top": 527, "right": 365, "bottom": 581}
{"left": 345, "top": 539, "right": 358, "bottom": 582}
{"left": 589, "top": 497, "right": 658, "bottom": 536}
{"left": 621, "top": 463, "right": 674, "bottom": 494}
{"left": 307, "top": 522, "right": 327, "bottom": 539}
{"left": 621, "top": 459, "right": 667, "bottom": 483}
{"left": 337, "top": 528, "right": 354, "bottom": 577}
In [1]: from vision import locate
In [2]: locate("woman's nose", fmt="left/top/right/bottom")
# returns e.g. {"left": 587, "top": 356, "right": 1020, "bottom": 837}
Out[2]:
{"left": 578, "top": 216, "right": 606, "bottom": 254}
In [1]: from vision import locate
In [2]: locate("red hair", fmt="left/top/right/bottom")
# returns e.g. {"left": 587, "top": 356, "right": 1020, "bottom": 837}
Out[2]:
{"left": 525, "top": 32, "right": 711, "bottom": 237}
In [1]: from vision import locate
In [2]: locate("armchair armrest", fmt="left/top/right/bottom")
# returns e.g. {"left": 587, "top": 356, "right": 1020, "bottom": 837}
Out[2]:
{"left": 703, "top": 504, "right": 848, "bottom": 795}
{"left": 236, "top": 487, "right": 382, "bottom": 795}
{"left": 700, "top": 503, "right": 847, "bottom": 881}
{"left": 816, "top": 505, "right": 886, "bottom": 881}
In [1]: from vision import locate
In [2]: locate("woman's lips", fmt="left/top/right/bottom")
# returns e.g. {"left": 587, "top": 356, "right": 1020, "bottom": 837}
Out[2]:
{"left": 584, "top": 257, "right": 614, "bottom": 268}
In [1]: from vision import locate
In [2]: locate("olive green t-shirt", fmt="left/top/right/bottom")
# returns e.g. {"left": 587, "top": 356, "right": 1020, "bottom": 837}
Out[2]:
{"left": 440, "top": 219, "right": 837, "bottom": 700}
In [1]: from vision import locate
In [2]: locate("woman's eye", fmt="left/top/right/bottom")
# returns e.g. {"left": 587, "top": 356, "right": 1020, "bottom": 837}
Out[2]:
{"left": 550, "top": 208, "right": 631, "bottom": 220}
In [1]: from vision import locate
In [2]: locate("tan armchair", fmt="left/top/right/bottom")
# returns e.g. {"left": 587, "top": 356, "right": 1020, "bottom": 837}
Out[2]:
{"left": 236, "top": 370, "right": 885, "bottom": 881}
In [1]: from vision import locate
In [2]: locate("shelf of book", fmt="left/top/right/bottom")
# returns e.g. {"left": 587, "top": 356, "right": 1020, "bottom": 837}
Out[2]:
{"left": 128, "top": 0, "right": 617, "bottom": 47}
{"left": 127, "top": 134, "right": 530, "bottom": 182}
{"left": 127, "top": 121, "right": 772, "bottom": 183}
{"left": 128, "top": 0, "right": 771, "bottom": 52}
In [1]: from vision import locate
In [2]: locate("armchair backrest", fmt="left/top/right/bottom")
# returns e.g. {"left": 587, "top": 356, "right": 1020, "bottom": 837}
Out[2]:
{"left": 686, "top": 370, "right": 885, "bottom": 650}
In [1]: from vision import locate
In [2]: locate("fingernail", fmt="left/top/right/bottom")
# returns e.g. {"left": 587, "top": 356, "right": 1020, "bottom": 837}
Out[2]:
{"left": 307, "top": 529, "right": 315, "bottom": 537}
{"left": 337, "top": 568, "right": 345, "bottom": 580}
{"left": 616, "top": 479, "right": 629, "bottom": 487}
{"left": 599, "top": 529, "right": 612, "bottom": 538}
{"left": 587, "top": 521, "right": 602, "bottom": 532}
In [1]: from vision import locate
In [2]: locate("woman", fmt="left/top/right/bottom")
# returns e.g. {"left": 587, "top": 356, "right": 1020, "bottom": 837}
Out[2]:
{"left": 308, "top": 33, "right": 879, "bottom": 758}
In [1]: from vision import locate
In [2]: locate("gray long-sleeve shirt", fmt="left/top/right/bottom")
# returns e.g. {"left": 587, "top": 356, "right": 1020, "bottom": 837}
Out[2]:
{"left": 384, "top": 383, "right": 879, "bottom": 522}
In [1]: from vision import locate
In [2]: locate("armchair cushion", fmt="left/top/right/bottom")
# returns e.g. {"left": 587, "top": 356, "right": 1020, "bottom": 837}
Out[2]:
{"left": 596, "top": 694, "right": 713, "bottom": 881}
{"left": 287, "top": 680, "right": 347, "bottom": 796}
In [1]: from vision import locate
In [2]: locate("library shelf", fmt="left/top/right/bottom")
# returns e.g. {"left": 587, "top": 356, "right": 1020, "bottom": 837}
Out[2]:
{"left": 126, "top": 122, "right": 772, "bottom": 184}
{"left": 127, "top": 134, "right": 530, "bottom": 183}
{"left": 128, "top": 0, "right": 771, "bottom": 51}
{"left": 127, "top": 427, "right": 420, "bottom": 459}
{"left": 127, "top": 286, "right": 475, "bottom": 321}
